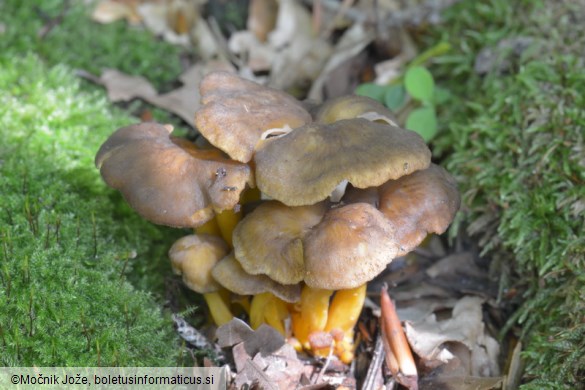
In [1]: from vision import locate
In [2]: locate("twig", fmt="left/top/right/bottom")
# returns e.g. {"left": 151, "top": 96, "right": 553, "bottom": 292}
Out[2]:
{"left": 312, "top": 0, "right": 322, "bottom": 36}
{"left": 380, "top": 285, "right": 418, "bottom": 390}
{"left": 321, "top": 0, "right": 355, "bottom": 40}
{"left": 207, "top": 17, "right": 243, "bottom": 68}
{"left": 362, "top": 335, "right": 385, "bottom": 390}
{"left": 172, "top": 314, "right": 224, "bottom": 361}
{"left": 314, "top": 342, "right": 334, "bottom": 385}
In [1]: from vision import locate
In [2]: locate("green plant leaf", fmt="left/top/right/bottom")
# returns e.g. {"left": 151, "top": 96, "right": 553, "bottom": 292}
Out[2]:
{"left": 384, "top": 85, "right": 407, "bottom": 111}
{"left": 433, "top": 86, "right": 452, "bottom": 105}
{"left": 405, "top": 106, "right": 437, "bottom": 142}
{"left": 355, "top": 83, "right": 386, "bottom": 103}
{"left": 404, "top": 66, "right": 435, "bottom": 103}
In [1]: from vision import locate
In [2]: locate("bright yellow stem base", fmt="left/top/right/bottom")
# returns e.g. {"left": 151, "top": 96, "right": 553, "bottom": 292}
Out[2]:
{"left": 203, "top": 291, "right": 233, "bottom": 326}
{"left": 292, "top": 286, "right": 333, "bottom": 348}
{"left": 250, "top": 292, "right": 288, "bottom": 336}
{"left": 325, "top": 284, "right": 367, "bottom": 333}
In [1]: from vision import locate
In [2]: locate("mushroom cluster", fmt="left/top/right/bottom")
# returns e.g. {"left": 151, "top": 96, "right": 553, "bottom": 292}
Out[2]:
{"left": 95, "top": 71, "right": 460, "bottom": 364}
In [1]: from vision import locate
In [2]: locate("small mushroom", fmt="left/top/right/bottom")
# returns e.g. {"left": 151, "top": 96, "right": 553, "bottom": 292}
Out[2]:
{"left": 168, "top": 234, "right": 233, "bottom": 326}
{"left": 195, "top": 71, "right": 312, "bottom": 163}
{"left": 212, "top": 253, "right": 300, "bottom": 336}
{"left": 303, "top": 203, "right": 399, "bottom": 290}
{"left": 313, "top": 94, "right": 398, "bottom": 126}
{"left": 254, "top": 118, "right": 431, "bottom": 206}
{"left": 211, "top": 253, "right": 301, "bottom": 303}
{"left": 95, "top": 122, "right": 251, "bottom": 228}
{"left": 378, "top": 164, "right": 461, "bottom": 256}
{"left": 232, "top": 201, "right": 328, "bottom": 284}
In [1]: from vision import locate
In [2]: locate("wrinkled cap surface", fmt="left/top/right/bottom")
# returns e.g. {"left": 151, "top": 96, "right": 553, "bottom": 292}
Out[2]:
{"left": 314, "top": 95, "right": 398, "bottom": 126}
{"left": 378, "top": 164, "right": 461, "bottom": 256}
{"left": 255, "top": 118, "right": 431, "bottom": 206}
{"left": 303, "top": 203, "right": 399, "bottom": 290}
{"left": 95, "top": 122, "right": 251, "bottom": 228}
{"left": 233, "top": 201, "right": 327, "bottom": 284}
{"left": 168, "top": 234, "right": 229, "bottom": 293}
{"left": 212, "top": 253, "right": 301, "bottom": 303}
{"left": 194, "top": 71, "right": 312, "bottom": 163}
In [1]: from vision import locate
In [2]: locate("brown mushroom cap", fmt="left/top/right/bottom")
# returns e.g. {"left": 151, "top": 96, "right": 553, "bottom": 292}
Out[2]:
{"left": 378, "top": 164, "right": 461, "bottom": 256}
{"left": 95, "top": 122, "right": 251, "bottom": 228}
{"left": 303, "top": 203, "right": 399, "bottom": 290}
{"left": 212, "top": 253, "right": 301, "bottom": 303}
{"left": 194, "top": 71, "right": 312, "bottom": 163}
{"left": 254, "top": 118, "right": 431, "bottom": 206}
{"left": 168, "top": 234, "right": 229, "bottom": 293}
{"left": 313, "top": 95, "right": 398, "bottom": 126}
{"left": 232, "top": 201, "right": 328, "bottom": 285}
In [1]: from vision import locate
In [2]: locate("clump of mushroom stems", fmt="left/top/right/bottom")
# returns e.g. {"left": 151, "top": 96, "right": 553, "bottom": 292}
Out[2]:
{"left": 291, "top": 284, "right": 367, "bottom": 364}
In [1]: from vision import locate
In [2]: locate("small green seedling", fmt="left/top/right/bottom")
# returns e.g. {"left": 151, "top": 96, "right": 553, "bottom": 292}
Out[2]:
{"left": 356, "top": 43, "right": 451, "bottom": 142}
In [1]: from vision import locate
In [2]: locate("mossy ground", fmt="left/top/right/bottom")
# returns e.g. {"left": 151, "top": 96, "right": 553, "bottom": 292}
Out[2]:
{"left": 0, "top": 1, "right": 198, "bottom": 366}
{"left": 426, "top": 0, "right": 585, "bottom": 387}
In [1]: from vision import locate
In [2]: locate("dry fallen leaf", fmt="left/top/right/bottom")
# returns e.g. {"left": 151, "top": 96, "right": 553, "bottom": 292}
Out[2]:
{"left": 308, "top": 23, "right": 374, "bottom": 101}
{"left": 99, "top": 69, "right": 157, "bottom": 101}
{"left": 405, "top": 296, "right": 500, "bottom": 377}
{"left": 217, "top": 319, "right": 304, "bottom": 389}
{"left": 92, "top": 0, "right": 142, "bottom": 25}
{"left": 419, "top": 375, "right": 502, "bottom": 390}
{"left": 226, "top": 0, "right": 332, "bottom": 92}
{"left": 247, "top": 0, "right": 278, "bottom": 42}
{"left": 136, "top": 0, "right": 206, "bottom": 46}
{"left": 89, "top": 61, "right": 234, "bottom": 127}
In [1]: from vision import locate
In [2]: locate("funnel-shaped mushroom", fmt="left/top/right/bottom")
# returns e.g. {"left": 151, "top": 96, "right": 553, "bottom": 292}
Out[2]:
{"left": 378, "top": 164, "right": 461, "bottom": 256}
{"left": 95, "top": 123, "right": 251, "bottom": 228}
{"left": 195, "top": 71, "right": 312, "bottom": 163}
{"left": 254, "top": 119, "right": 431, "bottom": 206}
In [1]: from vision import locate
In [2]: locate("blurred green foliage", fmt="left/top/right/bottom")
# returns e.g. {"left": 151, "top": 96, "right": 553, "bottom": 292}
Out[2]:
{"left": 0, "top": 0, "right": 183, "bottom": 89}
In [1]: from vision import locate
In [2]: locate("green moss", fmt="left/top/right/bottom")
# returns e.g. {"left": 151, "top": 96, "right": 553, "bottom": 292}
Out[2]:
{"left": 0, "top": 0, "right": 183, "bottom": 90}
{"left": 0, "top": 54, "right": 188, "bottom": 366}
{"left": 425, "top": 0, "right": 585, "bottom": 386}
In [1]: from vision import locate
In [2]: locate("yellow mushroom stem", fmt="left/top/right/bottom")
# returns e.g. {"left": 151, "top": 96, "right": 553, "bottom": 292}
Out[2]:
{"left": 213, "top": 187, "right": 260, "bottom": 247}
{"left": 203, "top": 291, "right": 234, "bottom": 326}
{"left": 249, "top": 292, "right": 289, "bottom": 336}
{"left": 325, "top": 284, "right": 367, "bottom": 333}
{"left": 231, "top": 295, "right": 251, "bottom": 316}
{"left": 292, "top": 286, "right": 333, "bottom": 349}
{"left": 323, "top": 284, "right": 367, "bottom": 363}
{"left": 215, "top": 209, "right": 241, "bottom": 247}
{"left": 195, "top": 217, "right": 222, "bottom": 236}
